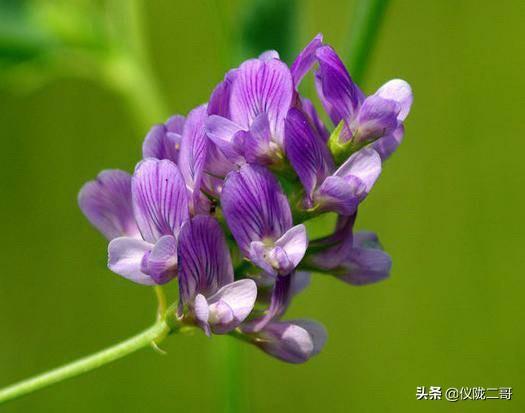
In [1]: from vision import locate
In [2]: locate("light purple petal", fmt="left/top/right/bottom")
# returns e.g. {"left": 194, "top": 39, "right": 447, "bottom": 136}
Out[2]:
{"left": 132, "top": 159, "right": 189, "bottom": 243}
{"left": 315, "top": 45, "right": 364, "bottom": 125}
{"left": 315, "top": 176, "right": 361, "bottom": 215}
{"left": 290, "top": 271, "right": 312, "bottom": 297}
{"left": 290, "top": 33, "right": 323, "bottom": 87}
{"left": 248, "top": 241, "right": 276, "bottom": 275}
{"left": 339, "top": 248, "right": 391, "bottom": 285}
{"left": 177, "top": 216, "right": 233, "bottom": 304}
{"left": 259, "top": 50, "right": 280, "bottom": 61}
{"left": 354, "top": 230, "right": 381, "bottom": 249}
{"left": 255, "top": 321, "right": 315, "bottom": 363}
{"left": 194, "top": 294, "right": 211, "bottom": 336}
{"left": 79, "top": 170, "right": 140, "bottom": 240}
{"left": 141, "top": 235, "right": 178, "bottom": 284}
{"left": 142, "top": 125, "right": 181, "bottom": 163}
{"left": 334, "top": 147, "right": 382, "bottom": 196}
{"left": 372, "top": 124, "right": 405, "bottom": 161}
{"left": 205, "top": 115, "right": 245, "bottom": 162}
{"left": 207, "top": 279, "right": 257, "bottom": 334}
{"left": 274, "top": 224, "right": 308, "bottom": 270}
{"left": 284, "top": 108, "right": 333, "bottom": 201}
{"left": 243, "top": 113, "right": 276, "bottom": 165}
{"left": 291, "top": 320, "right": 327, "bottom": 356}
{"left": 374, "top": 79, "right": 413, "bottom": 121}
{"left": 221, "top": 164, "right": 292, "bottom": 255}
{"left": 107, "top": 237, "right": 155, "bottom": 285}
{"left": 230, "top": 58, "right": 293, "bottom": 145}
{"left": 178, "top": 105, "right": 211, "bottom": 213}
{"left": 208, "top": 70, "right": 237, "bottom": 118}
{"left": 355, "top": 95, "right": 399, "bottom": 143}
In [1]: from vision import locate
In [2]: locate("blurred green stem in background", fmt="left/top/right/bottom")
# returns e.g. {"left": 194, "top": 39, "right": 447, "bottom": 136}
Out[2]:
{"left": 346, "top": 0, "right": 389, "bottom": 84}
{"left": 0, "top": 0, "right": 389, "bottom": 407}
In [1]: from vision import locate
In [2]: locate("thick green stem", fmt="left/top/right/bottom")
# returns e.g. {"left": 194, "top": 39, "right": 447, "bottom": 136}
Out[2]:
{"left": 0, "top": 320, "right": 169, "bottom": 405}
{"left": 346, "top": 0, "right": 390, "bottom": 84}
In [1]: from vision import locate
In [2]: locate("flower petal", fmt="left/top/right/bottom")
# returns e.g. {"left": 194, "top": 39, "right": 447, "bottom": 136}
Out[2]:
{"left": 177, "top": 216, "right": 233, "bottom": 304}
{"left": 208, "top": 70, "right": 237, "bottom": 118}
{"left": 301, "top": 98, "right": 329, "bottom": 142}
{"left": 315, "top": 176, "right": 361, "bottom": 215}
{"left": 315, "top": 45, "right": 364, "bottom": 125}
{"left": 194, "top": 293, "right": 211, "bottom": 336}
{"left": 178, "top": 105, "right": 211, "bottom": 214}
{"left": 243, "top": 113, "right": 276, "bottom": 165}
{"left": 207, "top": 279, "right": 258, "bottom": 334}
{"left": 372, "top": 124, "right": 405, "bottom": 161}
{"left": 374, "top": 79, "right": 413, "bottom": 121}
{"left": 132, "top": 159, "right": 189, "bottom": 243}
{"left": 355, "top": 95, "right": 399, "bottom": 143}
{"left": 205, "top": 115, "right": 245, "bottom": 163}
{"left": 78, "top": 170, "right": 140, "bottom": 240}
{"left": 142, "top": 124, "right": 181, "bottom": 163}
{"left": 291, "top": 320, "right": 327, "bottom": 356}
{"left": 230, "top": 58, "right": 293, "bottom": 145}
{"left": 221, "top": 164, "right": 292, "bottom": 254}
{"left": 107, "top": 237, "right": 155, "bottom": 285}
{"left": 259, "top": 50, "right": 280, "bottom": 61}
{"left": 339, "top": 248, "right": 392, "bottom": 285}
{"left": 290, "top": 33, "right": 323, "bottom": 87}
{"left": 285, "top": 107, "right": 333, "bottom": 201}
{"left": 334, "top": 147, "right": 382, "bottom": 195}
{"left": 142, "top": 235, "right": 178, "bottom": 284}
{"left": 255, "top": 321, "right": 315, "bottom": 363}
{"left": 274, "top": 224, "right": 308, "bottom": 270}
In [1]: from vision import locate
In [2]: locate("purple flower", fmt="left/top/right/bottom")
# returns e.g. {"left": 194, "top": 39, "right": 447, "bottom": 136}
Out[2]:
{"left": 205, "top": 55, "right": 293, "bottom": 165}
{"left": 285, "top": 107, "right": 382, "bottom": 215}
{"left": 78, "top": 170, "right": 140, "bottom": 240}
{"left": 308, "top": 217, "right": 391, "bottom": 286}
{"left": 107, "top": 159, "right": 189, "bottom": 285}
{"left": 315, "top": 45, "right": 413, "bottom": 159}
{"left": 177, "top": 215, "right": 257, "bottom": 335}
{"left": 142, "top": 115, "right": 185, "bottom": 162}
{"left": 221, "top": 164, "right": 308, "bottom": 276}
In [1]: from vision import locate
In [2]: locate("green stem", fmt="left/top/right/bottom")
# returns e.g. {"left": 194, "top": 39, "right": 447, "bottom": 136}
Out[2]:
{"left": 214, "top": 337, "right": 243, "bottom": 413}
{"left": 346, "top": 0, "right": 390, "bottom": 84}
{"left": 0, "top": 320, "right": 169, "bottom": 405}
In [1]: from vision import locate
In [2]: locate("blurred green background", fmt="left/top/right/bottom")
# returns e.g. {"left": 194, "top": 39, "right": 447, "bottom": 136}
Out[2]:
{"left": 1, "top": 0, "right": 523, "bottom": 412}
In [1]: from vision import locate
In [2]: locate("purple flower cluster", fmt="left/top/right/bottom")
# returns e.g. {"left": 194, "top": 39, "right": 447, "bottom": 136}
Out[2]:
{"left": 79, "top": 34, "right": 412, "bottom": 363}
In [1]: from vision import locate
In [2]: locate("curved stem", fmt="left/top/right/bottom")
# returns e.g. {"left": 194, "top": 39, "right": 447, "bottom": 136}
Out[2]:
{"left": 346, "top": 0, "right": 390, "bottom": 84}
{"left": 0, "top": 320, "right": 169, "bottom": 405}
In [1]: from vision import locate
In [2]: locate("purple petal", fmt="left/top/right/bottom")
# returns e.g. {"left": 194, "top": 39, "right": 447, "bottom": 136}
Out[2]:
{"left": 285, "top": 107, "right": 333, "bottom": 201}
{"left": 243, "top": 113, "right": 277, "bottom": 165}
{"left": 207, "top": 279, "right": 258, "bottom": 334}
{"left": 372, "top": 124, "right": 405, "bottom": 161}
{"left": 247, "top": 273, "right": 292, "bottom": 332}
{"left": 353, "top": 230, "right": 381, "bottom": 249}
{"left": 290, "top": 271, "right": 312, "bottom": 297}
{"left": 221, "top": 164, "right": 292, "bottom": 255}
{"left": 208, "top": 69, "right": 237, "bottom": 118}
{"left": 141, "top": 235, "right": 178, "bottom": 284}
{"left": 177, "top": 216, "right": 233, "bottom": 304}
{"left": 107, "top": 237, "right": 155, "bottom": 285}
{"left": 254, "top": 321, "right": 315, "bottom": 363}
{"left": 338, "top": 248, "right": 391, "bottom": 285}
{"left": 142, "top": 125, "right": 181, "bottom": 163}
{"left": 334, "top": 147, "right": 382, "bottom": 196}
{"left": 78, "top": 170, "right": 140, "bottom": 240}
{"left": 178, "top": 105, "right": 211, "bottom": 213}
{"left": 290, "top": 33, "right": 323, "bottom": 87}
{"left": 307, "top": 215, "right": 356, "bottom": 270}
{"left": 315, "top": 45, "right": 364, "bottom": 125}
{"left": 230, "top": 58, "right": 293, "bottom": 145}
{"left": 132, "top": 159, "right": 189, "bottom": 243}
{"left": 315, "top": 176, "right": 361, "bottom": 215}
{"left": 301, "top": 98, "right": 329, "bottom": 142}
{"left": 205, "top": 115, "right": 245, "bottom": 163}
{"left": 355, "top": 95, "right": 399, "bottom": 143}
{"left": 374, "top": 79, "right": 413, "bottom": 121}
{"left": 259, "top": 50, "right": 280, "bottom": 61}
{"left": 165, "top": 115, "right": 186, "bottom": 133}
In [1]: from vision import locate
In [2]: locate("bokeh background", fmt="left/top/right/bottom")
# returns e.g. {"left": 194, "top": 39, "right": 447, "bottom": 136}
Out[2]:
{"left": 1, "top": 0, "right": 524, "bottom": 412}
